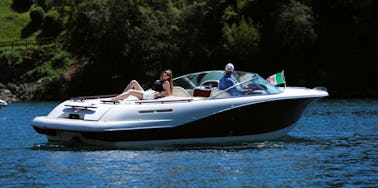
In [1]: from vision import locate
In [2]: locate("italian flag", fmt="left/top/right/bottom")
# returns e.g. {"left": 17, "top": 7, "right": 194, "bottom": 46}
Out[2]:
{"left": 266, "top": 71, "right": 286, "bottom": 86}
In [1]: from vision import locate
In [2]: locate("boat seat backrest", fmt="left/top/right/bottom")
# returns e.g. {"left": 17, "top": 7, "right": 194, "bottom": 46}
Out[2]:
{"left": 173, "top": 86, "right": 192, "bottom": 97}
{"left": 200, "top": 80, "right": 219, "bottom": 88}
{"left": 210, "top": 89, "right": 231, "bottom": 98}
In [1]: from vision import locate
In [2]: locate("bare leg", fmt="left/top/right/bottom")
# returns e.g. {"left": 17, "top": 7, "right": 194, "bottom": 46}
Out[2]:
{"left": 112, "top": 89, "right": 144, "bottom": 102}
{"left": 112, "top": 80, "right": 145, "bottom": 102}
{"left": 123, "top": 80, "right": 143, "bottom": 92}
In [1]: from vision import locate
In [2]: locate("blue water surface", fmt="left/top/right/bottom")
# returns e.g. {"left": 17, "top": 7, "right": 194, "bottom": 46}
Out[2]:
{"left": 0, "top": 99, "right": 377, "bottom": 187}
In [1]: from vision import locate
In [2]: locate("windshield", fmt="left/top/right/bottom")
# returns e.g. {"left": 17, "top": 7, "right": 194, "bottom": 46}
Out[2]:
{"left": 173, "top": 71, "right": 224, "bottom": 89}
{"left": 173, "top": 70, "right": 282, "bottom": 99}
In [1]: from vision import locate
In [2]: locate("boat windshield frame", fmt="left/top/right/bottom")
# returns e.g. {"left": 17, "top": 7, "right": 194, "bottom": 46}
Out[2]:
{"left": 173, "top": 70, "right": 282, "bottom": 99}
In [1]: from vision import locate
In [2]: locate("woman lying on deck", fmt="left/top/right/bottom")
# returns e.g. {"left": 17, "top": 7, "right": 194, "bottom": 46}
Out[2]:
{"left": 112, "top": 69, "right": 173, "bottom": 102}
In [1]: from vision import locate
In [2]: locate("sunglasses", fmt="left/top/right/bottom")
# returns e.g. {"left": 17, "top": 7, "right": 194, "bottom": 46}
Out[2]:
{"left": 162, "top": 71, "right": 170, "bottom": 76}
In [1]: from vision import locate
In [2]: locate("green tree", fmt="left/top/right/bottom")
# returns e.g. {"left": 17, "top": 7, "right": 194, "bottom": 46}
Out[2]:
{"left": 64, "top": 0, "right": 179, "bottom": 94}
{"left": 222, "top": 16, "right": 260, "bottom": 62}
{"left": 172, "top": 0, "right": 227, "bottom": 72}
{"left": 29, "top": 6, "right": 45, "bottom": 26}
{"left": 275, "top": 0, "right": 316, "bottom": 50}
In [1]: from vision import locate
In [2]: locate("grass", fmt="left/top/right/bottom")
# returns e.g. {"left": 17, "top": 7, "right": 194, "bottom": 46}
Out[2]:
{"left": 0, "top": 0, "right": 36, "bottom": 42}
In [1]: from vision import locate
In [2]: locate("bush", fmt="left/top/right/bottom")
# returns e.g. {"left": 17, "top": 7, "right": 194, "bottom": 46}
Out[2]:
{"left": 51, "top": 50, "right": 71, "bottom": 69}
{"left": 21, "top": 62, "right": 55, "bottom": 82}
{"left": 0, "top": 50, "right": 23, "bottom": 66}
{"left": 30, "top": 6, "right": 45, "bottom": 25}
{"left": 11, "top": 0, "right": 33, "bottom": 12}
{"left": 41, "top": 9, "right": 63, "bottom": 37}
{"left": 5, "top": 83, "right": 18, "bottom": 92}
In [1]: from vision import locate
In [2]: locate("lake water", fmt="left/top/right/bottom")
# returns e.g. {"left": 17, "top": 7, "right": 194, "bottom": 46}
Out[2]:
{"left": 0, "top": 99, "right": 377, "bottom": 187}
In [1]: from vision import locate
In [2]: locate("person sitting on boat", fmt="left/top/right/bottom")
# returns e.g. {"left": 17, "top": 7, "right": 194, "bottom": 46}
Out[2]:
{"left": 112, "top": 69, "right": 173, "bottom": 102}
{"left": 218, "top": 63, "right": 248, "bottom": 96}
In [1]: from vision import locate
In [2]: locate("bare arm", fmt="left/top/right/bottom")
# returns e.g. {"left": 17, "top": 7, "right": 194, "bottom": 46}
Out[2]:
{"left": 162, "top": 81, "right": 171, "bottom": 96}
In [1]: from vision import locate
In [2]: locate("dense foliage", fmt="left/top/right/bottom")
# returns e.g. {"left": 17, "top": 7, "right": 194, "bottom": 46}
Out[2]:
{"left": 1, "top": 0, "right": 377, "bottom": 100}
{"left": 0, "top": 47, "right": 71, "bottom": 100}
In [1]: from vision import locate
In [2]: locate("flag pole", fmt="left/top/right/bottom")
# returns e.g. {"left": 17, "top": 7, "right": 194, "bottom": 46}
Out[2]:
{"left": 282, "top": 70, "right": 286, "bottom": 88}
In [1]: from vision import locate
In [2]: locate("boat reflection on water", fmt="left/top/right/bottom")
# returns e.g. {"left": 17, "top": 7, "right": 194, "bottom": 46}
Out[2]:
{"left": 32, "top": 70, "right": 328, "bottom": 148}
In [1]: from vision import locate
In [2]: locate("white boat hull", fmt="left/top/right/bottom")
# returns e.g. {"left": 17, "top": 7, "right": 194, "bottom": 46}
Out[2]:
{"left": 0, "top": 99, "right": 7, "bottom": 109}
{"left": 32, "top": 70, "right": 329, "bottom": 148}
{"left": 33, "top": 92, "right": 326, "bottom": 147}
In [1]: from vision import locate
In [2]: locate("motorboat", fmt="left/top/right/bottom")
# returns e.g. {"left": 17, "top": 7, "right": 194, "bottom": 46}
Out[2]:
{"left": 32, "top": 70, "right": 328, "bottom": 148}
{"left": 0, "top": 99, "right": 7, "bottom": 109}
